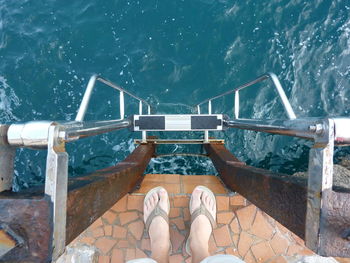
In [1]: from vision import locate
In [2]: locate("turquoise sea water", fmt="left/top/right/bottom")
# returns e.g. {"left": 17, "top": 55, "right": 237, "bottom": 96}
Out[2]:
{"left": 0, "top": 0, "right": 349, "bottom": 190}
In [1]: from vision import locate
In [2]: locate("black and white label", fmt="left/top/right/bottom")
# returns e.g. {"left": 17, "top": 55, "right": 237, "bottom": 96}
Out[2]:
{"left": 133, "top": 114, "right": 223, "bottom": 131}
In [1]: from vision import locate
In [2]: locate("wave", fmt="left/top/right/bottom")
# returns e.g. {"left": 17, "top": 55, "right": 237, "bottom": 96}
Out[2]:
{"left": 0, "top": 76, "right": 20, "bottom": 122}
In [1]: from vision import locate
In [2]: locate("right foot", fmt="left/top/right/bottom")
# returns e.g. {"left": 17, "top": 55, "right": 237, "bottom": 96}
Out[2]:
{"left": 189, "top": 186, "right": 216, "bottom": 261}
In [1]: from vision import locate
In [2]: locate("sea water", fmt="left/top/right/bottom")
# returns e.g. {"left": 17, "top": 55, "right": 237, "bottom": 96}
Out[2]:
{"left": 0, "top": 0, "right": 349, "bottom": 190}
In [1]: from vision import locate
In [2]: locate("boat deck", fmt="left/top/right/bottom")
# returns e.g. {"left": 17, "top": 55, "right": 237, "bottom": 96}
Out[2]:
{"left": 66, "top": 174, "right": 319, "bottom": 263}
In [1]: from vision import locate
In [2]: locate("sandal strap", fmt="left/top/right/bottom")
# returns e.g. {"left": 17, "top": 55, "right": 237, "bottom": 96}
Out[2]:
{"left": 145, "top": 204, "right": 169, "bottom": 233}
{"left": 190, "top": 202, "right": 217, "bottom": 229}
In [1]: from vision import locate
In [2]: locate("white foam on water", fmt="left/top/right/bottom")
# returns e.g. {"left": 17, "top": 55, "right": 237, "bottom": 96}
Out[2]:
{"left": 147, "top": 155, "right": 217, "bottom": 175}
{"left": 0, "top": 20, "right": 7, "bottom": 49}
{"left": 112, "top": 138, "right": 135, "bottom": 158}
{"left": 0, "top": 76, "right": 20, "bottom": 122}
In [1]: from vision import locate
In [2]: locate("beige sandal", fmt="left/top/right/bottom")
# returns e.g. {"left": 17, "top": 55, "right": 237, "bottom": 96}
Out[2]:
{"left": 143, "top": 187, "right": 172, "bottom": 254}
{"left": 144, "top": 186, "right": 170, "bottom": 233}
{"left": 185, "top": 185, "right": 217, "bottom": 255}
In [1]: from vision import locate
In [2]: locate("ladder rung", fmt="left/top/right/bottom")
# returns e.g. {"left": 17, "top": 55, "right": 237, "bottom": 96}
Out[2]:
{"left": 133, "top": 114, "right": 224, "bottom": 131}
{"left": 134, "top": 138, "right": 224, "bottom": 144}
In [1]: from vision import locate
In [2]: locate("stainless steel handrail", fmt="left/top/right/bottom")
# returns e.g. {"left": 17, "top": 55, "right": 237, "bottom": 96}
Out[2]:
{"left": 195, "top": 72, "right": 296, "bottom": 120}
{"left": 224, "top": 117, "right": 350, "bottom": 146}
{"left": 6, "top": 119, "right": 133, "bottom": 146}
{"left": 62, "top": 119, "right": 132, "bottom": 141}
{"left": 6, "top": 74, "right": 151, "bottom": 147}
{"left": 75, "top": 75, "right": 151, "bottom": 121}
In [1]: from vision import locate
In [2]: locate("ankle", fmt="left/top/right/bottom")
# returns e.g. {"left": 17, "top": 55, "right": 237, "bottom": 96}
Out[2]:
{"left": 151, "top": 237, "right": 171, "bottom": 263}
{"left": 149, "top": 218, "right": 170, "bottom": 245}
{"left": 150, "top": 231, "right": 170, "bottom": 251}
{"left": 190, "top": 216, "right": 212, "bottom": 237}
{"left": 190, "top": 239, "right": 209, "bottom": 252}
{"left": 151, "top": 238, "right": 171, "bottom": 250}
{"left": 189, "top": 230, "right": 210, "bottom": 251}
{"left": 190, "top": 241, "right": 210, "bottom": 263}
{"left": 189, "top": 216, "right": 211, "bottom": 256}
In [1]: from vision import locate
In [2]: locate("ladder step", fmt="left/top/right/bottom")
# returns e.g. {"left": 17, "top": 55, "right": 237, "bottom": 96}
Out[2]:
{"left": 133, "top": 114, "right": 224, "bottom": 131}
{"left": 134, "top": 138, "right": 224, "bottom": 144}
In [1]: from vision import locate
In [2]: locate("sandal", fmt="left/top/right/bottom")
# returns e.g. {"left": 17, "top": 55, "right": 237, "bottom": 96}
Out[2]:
{"left": 143, "top": 186, "right": 173, "bottom": 254}
{"left": 144, "top": 186, "right": 170, "bottom": 233}
{"left": 185, "top": 185, "right": 217, "bottom": 255}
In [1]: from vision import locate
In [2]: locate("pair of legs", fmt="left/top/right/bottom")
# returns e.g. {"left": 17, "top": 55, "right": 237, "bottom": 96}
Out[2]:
{"left": 143, "top": 186, "right": 216, "bottom": 263}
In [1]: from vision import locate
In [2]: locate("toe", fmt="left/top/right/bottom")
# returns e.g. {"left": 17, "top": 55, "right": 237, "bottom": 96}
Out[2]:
{"left": 191, "top": 187, "right": 203, "bottom": 213}
{"left": 145, "top": 200, "right": 149, "bottom": 212}
{"left": 144, "top": 192, "right": 159, "bottom": 221}
{"left": 208, "top": 196, "right": 213, "bottom": 208}
{"left": 146, "top": 197, "right": 153, "bottom": 211}
{"left": 159, "top": 188, "right": 169, "bottom": 214}
{"left": 159, "top": 188, "right": 166, "bottom": 199}
{"left": 151, "top": 192, "right": 158, "bottom": 206}
{"left": 144, "top": 197, "right": 152, "bottom": 222}
{"left": 202, "top": 192, "right": 209, "bottom": 204}
{"left": 199, "top": 190, "right": 216, "bottom": 220}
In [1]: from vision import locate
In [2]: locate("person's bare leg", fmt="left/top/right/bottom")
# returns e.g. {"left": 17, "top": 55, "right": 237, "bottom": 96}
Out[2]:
{"left": 144, "top": 189, "right": 170, "bottom": 263}
{"left": 189, "top": 187, "right": 216, "bottom": 263}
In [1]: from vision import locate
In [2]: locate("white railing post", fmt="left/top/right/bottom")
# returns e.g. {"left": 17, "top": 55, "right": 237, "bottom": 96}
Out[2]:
{"left": 75, "top": 75, "right": 98, "bottom": 122}
{"left": 204, "top": 130, "right": 209, "bottom": 143}
{"left": 139, "top": 101, "right": 143, "bottom": 115}
{"left": 234, "top": 91, "right": 239, "bottom": 119}
{"left": 120, "top": 91, "right": 125, "bottom": 120}
{"left": 142, "top": 131, "right": 147, "bottom": 143}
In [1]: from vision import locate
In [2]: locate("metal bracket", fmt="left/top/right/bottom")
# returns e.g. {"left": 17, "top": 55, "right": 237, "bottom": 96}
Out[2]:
{"left": 0, "top": 125, "right": 15, "bottom": 192}
{"left": 305, "top": 119, "right": 350, "bottom": 256}
{"left": 305, "top": 119, "right": 334, "bottom": 251}
{"left": 44, "top": 125, "right": 68, "bottom": 260}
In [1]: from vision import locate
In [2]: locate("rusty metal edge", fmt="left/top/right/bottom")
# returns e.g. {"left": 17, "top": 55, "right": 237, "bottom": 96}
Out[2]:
{"left": 0, "top": 142, "right": 155, "bottom": 262}
{"left": 0, "top": 195, "right": 53, "bottom": 263}
{"left": 319, "top": 190, "right": 350, "bottom": 257}
{"left": 65, "top": 142, "right": 155, "bottom": 244}
{"left": 205, "top": 143, "right": 307, "bottom": 239}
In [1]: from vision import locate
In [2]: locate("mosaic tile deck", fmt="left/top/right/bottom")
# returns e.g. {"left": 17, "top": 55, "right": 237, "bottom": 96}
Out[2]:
{"left": 66, "top": 174, "right": 348, "bottom": 263}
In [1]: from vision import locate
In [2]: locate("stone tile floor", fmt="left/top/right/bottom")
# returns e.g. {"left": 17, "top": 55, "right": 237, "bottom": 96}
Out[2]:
{"left": 67, "top": 174, "right": 348, "bottom": 263}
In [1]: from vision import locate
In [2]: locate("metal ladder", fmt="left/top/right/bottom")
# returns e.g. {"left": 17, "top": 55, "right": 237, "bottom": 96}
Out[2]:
{"left": 1, "top": 73, "right": 350, "bottom": 261}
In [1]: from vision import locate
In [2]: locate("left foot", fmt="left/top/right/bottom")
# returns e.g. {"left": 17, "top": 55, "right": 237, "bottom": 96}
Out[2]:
{"left": 144, "top": 187, "right": 171, "bottom": 262}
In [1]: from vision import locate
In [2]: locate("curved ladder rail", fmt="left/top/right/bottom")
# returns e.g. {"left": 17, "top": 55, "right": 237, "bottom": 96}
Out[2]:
{"left": 195, "top": 72, "right": 296, "bottom": 120}
{"left": 76, "top": 75, "right": 151, "bottom": 122}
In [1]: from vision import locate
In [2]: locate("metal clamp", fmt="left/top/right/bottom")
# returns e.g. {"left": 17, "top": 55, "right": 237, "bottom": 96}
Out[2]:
{"left": 7, "top": 121, "right": 54, "bottom": 148}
